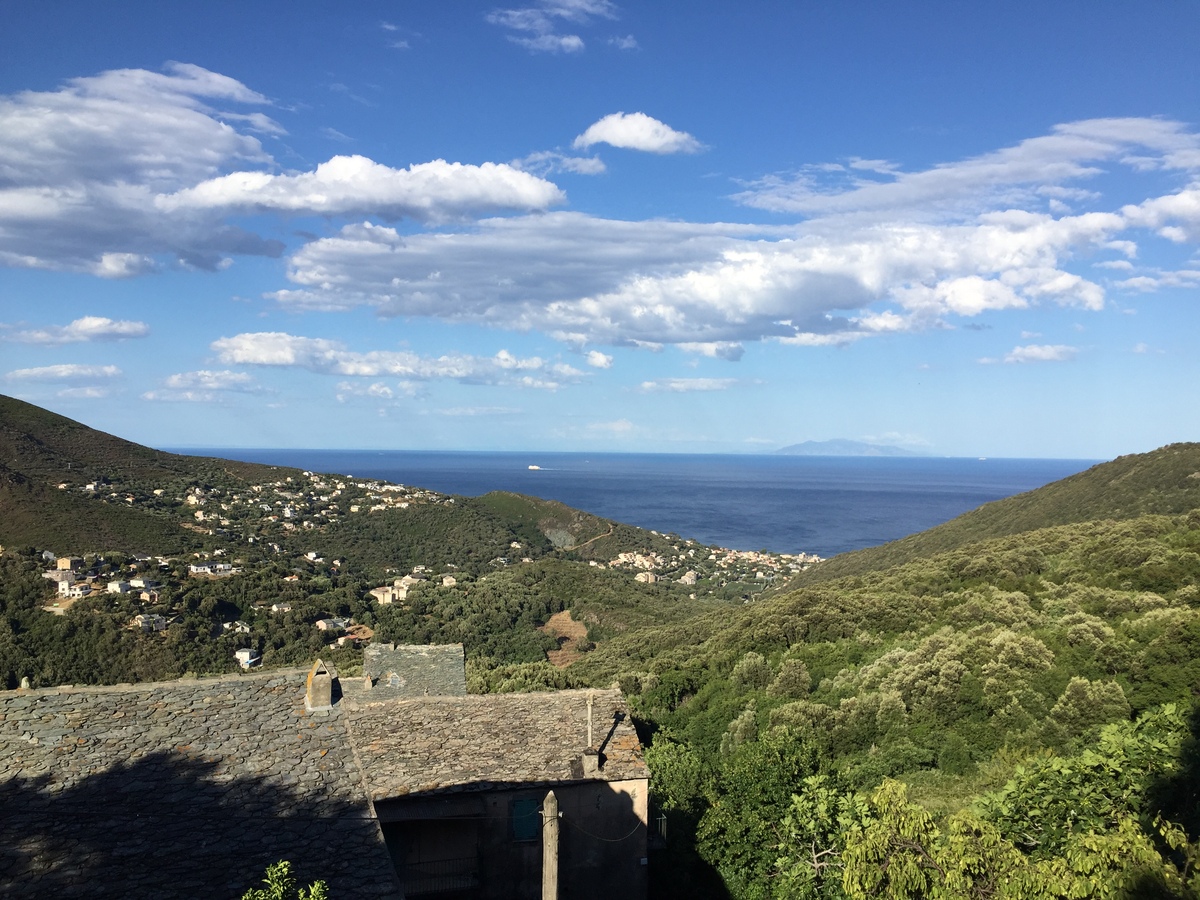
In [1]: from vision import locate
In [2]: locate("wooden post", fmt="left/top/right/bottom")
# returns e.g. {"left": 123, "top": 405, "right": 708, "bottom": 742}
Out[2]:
{"left": 542, "top": 790, "right": 559, "bottom": 900}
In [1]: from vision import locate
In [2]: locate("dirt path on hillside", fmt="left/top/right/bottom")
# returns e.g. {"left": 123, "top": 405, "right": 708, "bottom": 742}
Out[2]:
{"left": 571, "top": 524, "right": 614, "bottom": 551}
{"left": 541, "top": 610, "right": 589, "bottom": 667}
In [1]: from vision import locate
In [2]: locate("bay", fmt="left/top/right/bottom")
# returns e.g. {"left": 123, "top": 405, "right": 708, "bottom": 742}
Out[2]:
{"left": 178, "top": 449, "right": 1097, "bottom": 558}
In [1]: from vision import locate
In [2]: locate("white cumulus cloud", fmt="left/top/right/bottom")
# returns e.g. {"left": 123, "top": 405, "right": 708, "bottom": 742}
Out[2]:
{"left": 158, "top": 155, "right": 564, "bottom": 223}
{"left": 639, "top": 377, "right": 738, "bottom": 393}
{"left": 1003, "top": 344, "right": 1078, "bottom": 364}
{"left": 573, "top": 112, "right": 702, "bottom": 154}
{"left": 267, "top": 206, "right": 1116, "bottom": 347}
{"left": 212, "top": 332, "right": 582, "bottom": 389}
{"left": 0, "top": 63, "right": 282, "bottom": 274}
{"left": 253, "top": 117, "right": 1200, "bottom": 353}
{"left": 7, "top": 316, "right": 150, "bottom": 344}
{"left": 143, "top": 370, "right": 261, "bottom": 402}
{"left": 0, "top": 64, "right": 565, "bottom": 274}
{"left": 6, "top": 363, "right": 122, "bottom": 382}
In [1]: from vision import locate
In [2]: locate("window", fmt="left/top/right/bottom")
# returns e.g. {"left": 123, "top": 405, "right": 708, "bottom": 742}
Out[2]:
{"left": 511, "top": 798, "right": 540, "bottom": 842}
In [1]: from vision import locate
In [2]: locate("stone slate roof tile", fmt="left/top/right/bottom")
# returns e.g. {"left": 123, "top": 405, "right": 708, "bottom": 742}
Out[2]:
{"left": 344, "top": 687, "right": 646, "bottom": 801}
{"left": 0, "top": 671, "right": 400, "bottom": 900}
{"left": 361, "top": 642, "right": 467, "bottom": 699}
{"left": 1, "top": 655, "right": 648, "bottom": 899}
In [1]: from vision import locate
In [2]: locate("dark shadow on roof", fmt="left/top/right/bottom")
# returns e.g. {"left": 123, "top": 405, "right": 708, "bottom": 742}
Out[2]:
{"left": 0, "top": 750, "right": 400, "bottom": 899}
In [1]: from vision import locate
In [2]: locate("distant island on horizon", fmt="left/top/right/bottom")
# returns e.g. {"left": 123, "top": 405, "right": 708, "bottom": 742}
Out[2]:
{"left": 776, "top": 439, "right": 927, "bottom": 457}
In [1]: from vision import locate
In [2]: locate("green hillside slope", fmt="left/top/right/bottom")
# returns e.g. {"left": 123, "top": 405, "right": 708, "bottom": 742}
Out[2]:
{"left": 0, "top": 394, "right": 270, "bottom": 486}
{"left": 0, "top": 395, "right": 699, "bottom": 571}
{"left": 0, "top": 463, "right": 189, "bottom": 553}
{"left": 0, "top": 394, "right": 292, "bottom": 552}
{"left": 571, "top": 509, "right": 1200, "bottom": 899}
{"left": 789, "top": 442, "right": 1200, "bottom": 585}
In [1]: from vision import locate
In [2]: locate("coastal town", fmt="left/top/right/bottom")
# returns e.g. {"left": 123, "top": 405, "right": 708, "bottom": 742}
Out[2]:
{"left": 29, "top": 467, "right": 823, "bottom": 674}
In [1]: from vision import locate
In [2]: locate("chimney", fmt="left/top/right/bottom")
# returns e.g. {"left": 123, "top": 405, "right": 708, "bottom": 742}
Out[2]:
{"left": 582, "top": 749, "right": 602, "bottom": 777}
{"left": 305, "top": 659, "right": 336, "bottom": 712}
{"left": 582, "top": 692, "right": 601, "bottom": 776}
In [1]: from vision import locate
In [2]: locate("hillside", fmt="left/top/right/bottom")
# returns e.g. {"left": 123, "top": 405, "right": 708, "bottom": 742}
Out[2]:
{"left": 788, "top": 442, "right": 1200, "bottom": 585}
{"left": 0, "top": 395, "right": 694, "bottom": 568}
{"left": 570, "top": 506, "right": 1200, "bottom": 898}
{"left": 7, "top": 394, "right": 1200, "bottom": 895}
{"left": 0, "top": 396, "right": 778, "bottom": 693}
{"left": 0, "top": 394, "right": 294, "bottom": 553}
{"left": 0, "top": 393, "right": 272, "bottom": 486}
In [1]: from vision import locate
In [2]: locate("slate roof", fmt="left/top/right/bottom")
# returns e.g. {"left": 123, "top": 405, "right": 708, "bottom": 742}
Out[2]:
{"left": 0, "top": 655, "right": 647, "bottom": 899}
{"left": 343, "top": 687, "right": 646, "bottom": 801}
{"left": 0, "top": 670, "right": 400, "bottom": 900}
{"left": 362, "top": 642, "right": 467, "bottom": 700}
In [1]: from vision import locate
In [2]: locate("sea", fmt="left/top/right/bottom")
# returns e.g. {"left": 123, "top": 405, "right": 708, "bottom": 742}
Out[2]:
{"left": 178, "top": 450, "right": 1098, "bottom": 558}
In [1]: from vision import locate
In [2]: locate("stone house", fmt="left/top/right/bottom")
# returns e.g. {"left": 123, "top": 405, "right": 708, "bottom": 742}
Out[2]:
{"left": 42, "top": 570, "right": 74, "bottom": 587}
{"left": 369, "top": 581, "right": 409, "bottom": 605}
{"left": 131, "top": 613, "right": 167, "bottom": 632}
{"left": 0, "top": 646, "right": 648, "bottom": 900}
{"left": 315, "top": 616, "right": 350, "bottom": 633}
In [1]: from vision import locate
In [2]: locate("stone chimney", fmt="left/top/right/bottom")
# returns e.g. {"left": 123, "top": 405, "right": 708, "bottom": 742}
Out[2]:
{"left": 305, "top": 659, "right": 336, "bottom": 712}
{"left": 582, "top": 749, "right": 602, "bottom": 777}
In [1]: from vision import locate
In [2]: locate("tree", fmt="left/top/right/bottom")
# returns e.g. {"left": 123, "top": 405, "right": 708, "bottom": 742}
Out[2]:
{"left": 697, "top": 727, "right": 822, "bottom": 899}
{"left": 240, "top": 860, "right": 328, "bottom": 900}
{"left": 774, "top": 774, "right": 867, "bottom": 900}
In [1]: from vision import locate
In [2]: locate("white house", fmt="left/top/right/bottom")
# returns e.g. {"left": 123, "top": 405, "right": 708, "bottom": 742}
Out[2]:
{"left": 234, "top": 648, "right": 261, "bottom": 669}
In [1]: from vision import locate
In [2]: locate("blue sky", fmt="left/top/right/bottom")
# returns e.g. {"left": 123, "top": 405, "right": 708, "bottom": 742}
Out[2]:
{"left": 1, "top": 1, "right": 1198, "bottom": 458}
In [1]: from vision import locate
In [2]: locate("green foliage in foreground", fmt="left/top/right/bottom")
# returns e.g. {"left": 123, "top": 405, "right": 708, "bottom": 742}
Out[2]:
{"left": 240, "top": 861, "right": 328, "bottom": 900}
{"left": 577, "top": 509, "right": 1200, "bottom": 897}
{"left": 656, "top": 708, "right": 1200, "bottom": 899}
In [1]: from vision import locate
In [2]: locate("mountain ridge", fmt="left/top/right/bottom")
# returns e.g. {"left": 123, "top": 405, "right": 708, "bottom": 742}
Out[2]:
{"left": 775, "top": 439, "right": 925, "bottom": 457}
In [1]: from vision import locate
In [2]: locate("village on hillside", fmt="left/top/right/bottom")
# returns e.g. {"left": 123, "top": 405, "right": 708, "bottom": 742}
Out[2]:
{"left": 30, "top": 467, "right": 823, "bottom": 675}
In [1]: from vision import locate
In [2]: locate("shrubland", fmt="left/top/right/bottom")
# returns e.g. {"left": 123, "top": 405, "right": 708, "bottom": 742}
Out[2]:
{"left": 572, "top": 510, "right": 1200, "bottom": 898}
